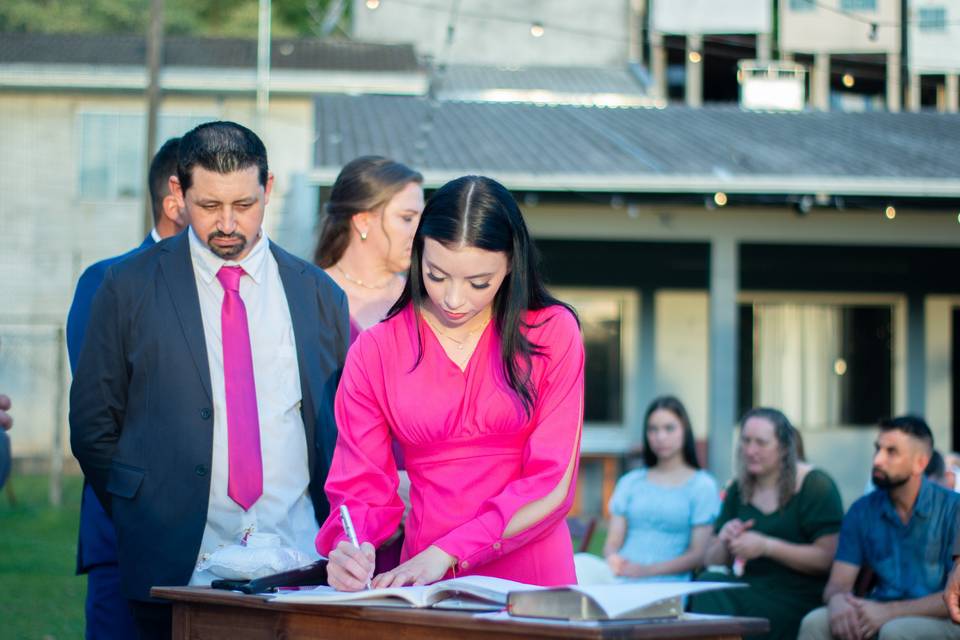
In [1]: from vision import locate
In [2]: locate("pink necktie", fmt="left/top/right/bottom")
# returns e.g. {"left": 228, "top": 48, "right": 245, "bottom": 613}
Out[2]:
{"left": 216, "top": 266, "right": 263, "bottom": 511}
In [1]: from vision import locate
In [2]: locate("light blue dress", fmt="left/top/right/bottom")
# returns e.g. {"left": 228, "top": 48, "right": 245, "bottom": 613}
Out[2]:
{"left": 608, "top": 467, "right": 721, "bottom": 582}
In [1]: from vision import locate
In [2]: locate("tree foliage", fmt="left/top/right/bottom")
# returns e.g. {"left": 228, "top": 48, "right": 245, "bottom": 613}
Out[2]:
{"left": 0, "top": 0, "right": 348, "bottom": 38}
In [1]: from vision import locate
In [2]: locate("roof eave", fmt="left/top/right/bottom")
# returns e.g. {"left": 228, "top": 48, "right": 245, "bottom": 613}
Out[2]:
{"left": 309, "top": 168, "right": 960, "bottom": 198}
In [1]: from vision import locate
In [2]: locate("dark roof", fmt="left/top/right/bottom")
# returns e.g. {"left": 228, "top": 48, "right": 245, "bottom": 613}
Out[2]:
{"left": 437, "top": 64, "right": 648, "bottom": 98}
{"left": 313, "top": 94, "right": 960, "bottom": 194}
{"left": 0, "top": 32, "right": 420, "bottom": 72}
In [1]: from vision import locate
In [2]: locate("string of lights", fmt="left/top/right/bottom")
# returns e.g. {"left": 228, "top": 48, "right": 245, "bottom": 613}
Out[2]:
{"left": 363, "top": 0, "right": 960, "bottom": 76}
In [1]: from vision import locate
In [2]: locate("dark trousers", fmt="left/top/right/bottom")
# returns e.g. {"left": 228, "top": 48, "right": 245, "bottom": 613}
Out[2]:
{"left": 128, "top": 600, "right": 172, "bottom": 640}
{"left": 85, "top": 563, "right": 138, "bottom": 640}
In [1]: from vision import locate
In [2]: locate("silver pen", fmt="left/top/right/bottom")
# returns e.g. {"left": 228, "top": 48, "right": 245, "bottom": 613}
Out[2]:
{"left": 339, "top": 504, "right": 372, "bottom": 590}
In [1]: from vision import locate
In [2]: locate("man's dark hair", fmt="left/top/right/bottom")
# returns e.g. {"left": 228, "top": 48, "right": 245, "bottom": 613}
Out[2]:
{"left": 926, "top": 449, "right": 946, "bottom": 480}
{"left": 148, "top": 137, "right": 180, "bottom": 223}
{"left": 879, "top": 415, "right": 934, "bottom": 452}
{"left": 176, "top": 121, "right": 268, "bottom": 194}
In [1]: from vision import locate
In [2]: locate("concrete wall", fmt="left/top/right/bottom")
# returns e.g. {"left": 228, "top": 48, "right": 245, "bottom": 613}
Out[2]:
{"left": 910, "top": 0, "right": 960, "bottom": 73}
{"left": 780, "top": 0, "right": 900, "bottom": 53}
{"left": 652, "top": 0, "right": 771, "bottom": 34}
{"left": 351, "top": 0, "right": 630, "bottom": 67}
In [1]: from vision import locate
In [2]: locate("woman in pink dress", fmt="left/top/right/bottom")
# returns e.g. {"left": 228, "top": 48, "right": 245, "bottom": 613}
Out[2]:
{"left": 313, "top": 156, "right": 424, "bottom": 338}
{"left": 317, "top": 175, "right": 585, "bottom": 590}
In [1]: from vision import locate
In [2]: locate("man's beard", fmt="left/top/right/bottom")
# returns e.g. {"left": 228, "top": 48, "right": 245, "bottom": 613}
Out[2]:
{"left": 872, "top": 468, "right": 910, "bottom": 490}
{"left": 207, "top": 231, "right": 247, "bottom": 259}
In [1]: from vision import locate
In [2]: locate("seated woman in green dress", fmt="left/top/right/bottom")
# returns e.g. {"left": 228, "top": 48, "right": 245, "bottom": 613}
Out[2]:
{"left": 689, "top": 407, "right": 844, "bottom": 640}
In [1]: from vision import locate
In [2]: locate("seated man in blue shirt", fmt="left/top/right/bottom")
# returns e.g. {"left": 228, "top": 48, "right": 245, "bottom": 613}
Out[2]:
{"left": 799, "top": 416, "right": 960, "bottom": 640}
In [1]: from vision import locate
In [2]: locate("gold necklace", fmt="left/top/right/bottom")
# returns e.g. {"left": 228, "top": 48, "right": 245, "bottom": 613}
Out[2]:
{"left": 334, "top": 264, "right": 396, "bottom": 290}
{"left": 423, "top": 313, "right": 491, "bottom": 351}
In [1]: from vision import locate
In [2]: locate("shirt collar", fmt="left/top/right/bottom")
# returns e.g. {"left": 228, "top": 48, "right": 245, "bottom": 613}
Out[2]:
{"left": 188, "top": 226, "right": 269, "bottom": 286}
{"left": 881, "top": 477, "right": 934, "bottom": 523}
{"left": 150, "top": 228, "right": 162, "bottom": 243}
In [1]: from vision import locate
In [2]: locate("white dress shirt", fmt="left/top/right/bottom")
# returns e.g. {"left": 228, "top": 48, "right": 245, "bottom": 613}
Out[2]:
{"left": 150, "top": 227, "right": 161, "bottom": 243}
{"left": 187, "top": 227, "right": 320, "bottom": 585}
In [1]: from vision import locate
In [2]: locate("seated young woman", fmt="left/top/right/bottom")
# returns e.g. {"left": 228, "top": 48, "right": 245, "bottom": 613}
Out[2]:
{"left": 604, "top": 396, "right": 720, "bottom": 582}
{"left": 316, "top": 175, "right": 585, "bottom": 590}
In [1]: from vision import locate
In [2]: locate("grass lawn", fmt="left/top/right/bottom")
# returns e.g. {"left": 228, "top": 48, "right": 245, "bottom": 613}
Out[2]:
{"left": 0, "top": 473, "right": 85, "bottom": 640}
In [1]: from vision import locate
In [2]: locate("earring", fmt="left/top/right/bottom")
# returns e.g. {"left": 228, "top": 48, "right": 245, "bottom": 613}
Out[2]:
{"left": 360, "top": 231, "right": 367, "bottom": 241}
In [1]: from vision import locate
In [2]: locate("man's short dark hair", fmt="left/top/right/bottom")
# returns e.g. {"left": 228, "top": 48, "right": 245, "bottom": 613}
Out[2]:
{"left": 879, "top": 415, "right": 934, "bottom": 452}
{"left": 176, "top": 121, "right": 268, "bottom": 194}
{"left": 926, "top": 449, "right": 946, "bottom": 480}
{"left": 148, "top": 137, "right": 180, "bottom": 223}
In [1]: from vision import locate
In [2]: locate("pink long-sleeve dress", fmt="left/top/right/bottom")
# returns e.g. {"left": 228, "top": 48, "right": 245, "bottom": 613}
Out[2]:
{"left": 316, "top": 303, "right": 584, "bottom": 585}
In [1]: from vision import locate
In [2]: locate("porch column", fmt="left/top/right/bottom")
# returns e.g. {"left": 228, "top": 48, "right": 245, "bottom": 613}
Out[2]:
{"left": 686, "top": 33, "right": 704, "bottom": 108}
{"left": 946, "top": 74, "right": 959, "bottom": 113}
{"left": 709, "top": 237, "right": 739, "bottom": 484}
{"left": 907, "top": 293, "right": 926, "bottom": 415}
{"left": 812, "top": 52, "right": 830, "bottom": 111}
{"left": 650, "top": 31, "right": 668, "bottom": 101}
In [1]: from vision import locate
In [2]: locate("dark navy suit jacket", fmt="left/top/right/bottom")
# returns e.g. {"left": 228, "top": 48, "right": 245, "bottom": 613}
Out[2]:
{"left": 66, "top": 235, "right": 155, "bottom": 573}
{"left": 69, "top": 231, "right": 349, "bottom": 601}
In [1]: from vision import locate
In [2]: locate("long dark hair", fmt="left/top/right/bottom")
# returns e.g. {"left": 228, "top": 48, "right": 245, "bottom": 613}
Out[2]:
{"left": 314, "top": 156, "right": 423, "bottom": 268}
{"left": 642, "top": 396, "right": 700, "bottom": 469}
{"left": 386, "top": 176, "right": 575, "bottom": 414}
{"left": 737, "top": 407, "right": 798, "bottom": 509}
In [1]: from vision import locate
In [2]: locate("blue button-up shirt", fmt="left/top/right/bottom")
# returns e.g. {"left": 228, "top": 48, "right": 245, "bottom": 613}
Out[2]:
{"left": 836, "top": 478, "right": 960, "bottom": 601}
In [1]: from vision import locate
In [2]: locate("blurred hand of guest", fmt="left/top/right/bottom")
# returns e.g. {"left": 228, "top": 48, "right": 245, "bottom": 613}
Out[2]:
{"left": 717, "top": 518, "right": 754, "bottom": 546}
{"left": 946, "top": 561, "right": 960, "bottom": 623}
{"left": 0, "top": 394, "right": 11, "bottom": 431}
{"left": 605, "top": 552, "right": 627, "bottom": 576}
{"left": 849, "top": 595, "right": 893, "bottom": 639}
{"left": 827, "top": 592, "right": 864, "bottom": 640}
{"left": 727, "top": 530, "right": 769, "bottom": 561}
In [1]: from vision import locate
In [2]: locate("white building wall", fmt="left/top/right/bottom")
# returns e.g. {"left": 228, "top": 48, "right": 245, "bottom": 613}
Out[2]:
{"left": 780, "top": 0, "right": 900, "bottom": 53}
{"left": 652, "top": 0, "right": 771, "bottom": 34}
{"left": 910, "top": 0, "right": 960, "bottom": 73}
{"left": 351, "top": 0, "right": 630, "bottom": 67}
{"left": 655, "top": 290, "right": 710, "bottom": 441}
{"left": 0, "top": 91, "right": 316, "bottom": 459}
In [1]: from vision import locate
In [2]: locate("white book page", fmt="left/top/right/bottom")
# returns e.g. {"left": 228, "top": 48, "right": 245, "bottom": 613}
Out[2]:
{"left": 271, "top": 584, "right": 432, "bottom": 607}
{"left": 569, "top": 581, "right": 744, "bottom": 619}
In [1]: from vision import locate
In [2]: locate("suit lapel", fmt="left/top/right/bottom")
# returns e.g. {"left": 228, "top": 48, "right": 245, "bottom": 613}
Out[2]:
{"left": 159, "top": 232, "right": 213, "bottom": 402}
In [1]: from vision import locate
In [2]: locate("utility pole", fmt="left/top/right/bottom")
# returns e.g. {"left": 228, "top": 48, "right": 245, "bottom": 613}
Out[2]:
{"left": 256, "top": 0, "right": 272, "bottom": 129}
{"left": 145, "top": 0, "right": 164, "bottom": 236}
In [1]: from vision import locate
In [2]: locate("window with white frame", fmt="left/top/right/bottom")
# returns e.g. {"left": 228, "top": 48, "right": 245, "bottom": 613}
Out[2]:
{"left": 553, "top": 288, "right": 637, "bottom": 430}
{"left": 918, "top": 6, "right": 947, "bottom": 31}
{"left": 840, "top": 0, "right": 877, "bottom": 11}
{"left": 739, "top": 298, "right": 899, "bottom": 428}
{"left": 78, "top": 113, "right": 214, "bottom": 200}
{"left": 789, "top": 0, "right": 816, "bottom": 11}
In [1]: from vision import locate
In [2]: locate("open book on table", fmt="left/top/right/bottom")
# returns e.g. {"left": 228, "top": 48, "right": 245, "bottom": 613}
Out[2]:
{"left": 270, "top": 575, "right": 543, "bottom": 611}
{"left": 507, "top": 581, "right": 745, "bottom": 621}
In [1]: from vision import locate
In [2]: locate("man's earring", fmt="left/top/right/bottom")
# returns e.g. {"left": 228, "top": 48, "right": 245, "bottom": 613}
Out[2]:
{"left": 360, "top": 231, "right": 367, "bottom": 241}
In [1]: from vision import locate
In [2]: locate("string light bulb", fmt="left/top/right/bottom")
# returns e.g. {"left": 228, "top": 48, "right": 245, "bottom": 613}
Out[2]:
{"left": 713, "top": 192, "right": 728, "bottom": 207}
{"left": 842, "top": 73, "right": 855, "bottom": 88}
{"left": 688, "top": 51, "right": 702, "bottom": 64}
{"left": 530, "top": 22, "right": 545, "bottom": 38}
{"left": 884, "top": 205, "right": 896, "bottom": 220}
{"left": 365, "top": 0, "right": 380, "bottom": 8}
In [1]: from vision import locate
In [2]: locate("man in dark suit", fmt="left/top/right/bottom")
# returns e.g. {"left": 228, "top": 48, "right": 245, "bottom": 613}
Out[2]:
{"left": 66, "top": 137, "right": 185, "bottom": 640}
{"left": 70, "top": 121, "right": 349, "bottom": 638}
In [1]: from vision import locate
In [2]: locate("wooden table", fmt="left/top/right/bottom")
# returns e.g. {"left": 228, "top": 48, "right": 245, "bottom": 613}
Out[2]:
{"left": 153, "top": 586, "right": 769, "bottom": 640}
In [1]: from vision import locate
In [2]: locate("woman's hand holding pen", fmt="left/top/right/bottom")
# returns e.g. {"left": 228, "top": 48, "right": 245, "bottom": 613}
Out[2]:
{"left": 327, "top": 540, "right": 376, "bottom": 592}
{"left": 372, "top": 545, "right": 455, "bottom": 589}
